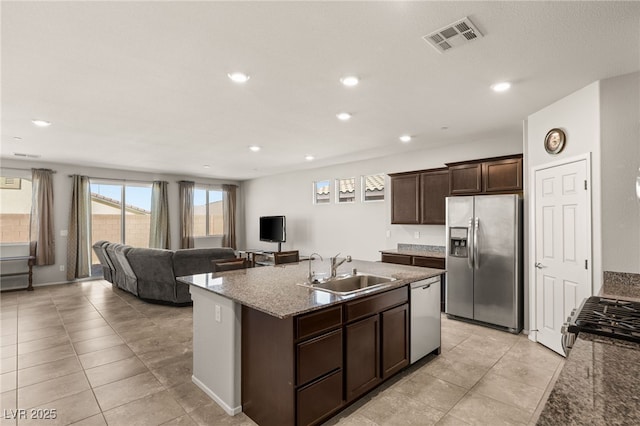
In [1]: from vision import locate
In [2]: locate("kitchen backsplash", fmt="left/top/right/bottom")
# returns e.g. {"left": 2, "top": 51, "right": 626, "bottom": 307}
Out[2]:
{"left": 602, "top": 271, "right": 640, "bottom": 300}
{"left": 397, "top": 243, "right": 445, "bottom": 253}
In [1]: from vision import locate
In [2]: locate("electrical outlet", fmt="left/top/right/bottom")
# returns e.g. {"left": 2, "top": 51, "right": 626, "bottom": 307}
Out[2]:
{"left": 59, "top": 265, "right": 65, "bottom": 272}
{"left": 386, "top": 230, "right": 391, "bottom": 238}
{"left": 60, "top": 229, "right": 68, "bottom": 237}
{"left": 215, "top": 305, "right": 221, "bottom": 322}
{"left": 414, "top": 231, "right": 420, "bottom": 239}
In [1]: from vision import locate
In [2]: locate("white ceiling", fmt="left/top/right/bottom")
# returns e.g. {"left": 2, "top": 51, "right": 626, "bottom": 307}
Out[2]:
{"left": 2, "top": 1, "right": 639, "bottom": 180}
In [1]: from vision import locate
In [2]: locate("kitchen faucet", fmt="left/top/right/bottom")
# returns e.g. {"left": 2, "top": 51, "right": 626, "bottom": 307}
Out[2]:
{"left": 330, "top": 253, "right": 352, "bottom": 278}
{"left": 308, "top": 253, "right": 323, "bottom": 283}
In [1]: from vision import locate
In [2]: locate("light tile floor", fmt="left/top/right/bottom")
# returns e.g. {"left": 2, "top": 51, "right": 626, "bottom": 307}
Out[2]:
{"left": 0, "top": 280, "right": 564, "bottom": 425}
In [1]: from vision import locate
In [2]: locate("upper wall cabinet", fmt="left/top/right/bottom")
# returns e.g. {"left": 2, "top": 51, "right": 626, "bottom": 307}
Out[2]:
{"left": 390, "top": 173, "right": 420, "bottom": 224}
{"left": 419, "top": 168, "right": 449, "bottom": 225}
{"left": 389, "top": 167, "right": 448, "bottom": 225}
{"left": 447, "top": 154, "right": 523, "bottom": 196}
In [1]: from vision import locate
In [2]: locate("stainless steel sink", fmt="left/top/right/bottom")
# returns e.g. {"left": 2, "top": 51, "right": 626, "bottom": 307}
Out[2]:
{"left": 298, "top": 273, "right": 396, "bottom": 296}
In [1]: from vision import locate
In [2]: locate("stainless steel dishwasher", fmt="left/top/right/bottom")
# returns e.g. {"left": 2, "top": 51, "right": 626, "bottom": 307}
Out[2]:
{"left": 410, "top": 275, "right": 442, "bottom": 363}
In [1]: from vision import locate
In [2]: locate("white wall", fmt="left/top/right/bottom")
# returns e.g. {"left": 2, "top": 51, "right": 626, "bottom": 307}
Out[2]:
{"left": 526, "top": 71, "right": 640, "bottom": 303}
{"left": 0, "top": 159, "right": 240, "bottom": 287}
{"left": 242, "top": 137, "right": 522, "bottom": 261}
{"left": 526, "top": 81, "right": 602, "bottom": 297}
{"left": 600, "top": 71, "right": 640, "bottom": 273}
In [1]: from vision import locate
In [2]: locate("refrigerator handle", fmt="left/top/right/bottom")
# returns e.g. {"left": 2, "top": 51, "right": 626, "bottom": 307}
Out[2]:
{"left": 467, "top": 218, "right": 474, "bottom": 270}
{"left": 474, "top": 217, "right": 479, "bottom": 269}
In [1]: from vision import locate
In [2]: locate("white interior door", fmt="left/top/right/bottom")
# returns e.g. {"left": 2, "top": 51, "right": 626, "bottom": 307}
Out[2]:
{"left": 534, "top": 158, "right": 591, "bottom": 355}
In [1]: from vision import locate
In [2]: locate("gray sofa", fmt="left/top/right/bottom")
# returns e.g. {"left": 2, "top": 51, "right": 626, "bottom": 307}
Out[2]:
{"left": 93, "top": 242, "right": 236, "bottom": 306}
{"left": 92, "top": 240, "right": 114, "bottom": 283}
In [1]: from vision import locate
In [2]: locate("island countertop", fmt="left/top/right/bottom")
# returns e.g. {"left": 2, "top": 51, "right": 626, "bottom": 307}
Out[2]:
{"left": 178, "top": 259, "right": 444, "bottom": 319}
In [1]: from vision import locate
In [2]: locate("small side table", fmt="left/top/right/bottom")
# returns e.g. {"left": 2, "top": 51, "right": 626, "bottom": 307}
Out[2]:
{"left": 0, "top": 255, "right": 36, "bottom": 291}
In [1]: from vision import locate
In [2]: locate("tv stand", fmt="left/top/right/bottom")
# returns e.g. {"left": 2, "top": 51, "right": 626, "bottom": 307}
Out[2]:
{"left": 276, "top": 242, "right": 282, "bottom": 253}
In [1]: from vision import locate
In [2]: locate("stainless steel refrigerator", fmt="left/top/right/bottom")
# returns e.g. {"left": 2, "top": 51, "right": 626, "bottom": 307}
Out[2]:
{"left": 445, "top": 194, "right": 522, "bottom": 333}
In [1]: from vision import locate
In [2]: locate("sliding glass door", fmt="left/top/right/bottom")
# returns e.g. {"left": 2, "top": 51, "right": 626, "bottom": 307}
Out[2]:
{"left": 90, "top": 181, "right": 151, "bottom": 276}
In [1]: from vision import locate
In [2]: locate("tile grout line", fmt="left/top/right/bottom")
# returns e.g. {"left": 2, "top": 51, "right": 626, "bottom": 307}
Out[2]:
{"left": 427, "top": 329, "right": 537, "bottom": 425}
{"left": 52, "top": 287, "right": 108, "bottom": 426}
{"left": 83, "top": 280, "right": 190, "bottom": 422}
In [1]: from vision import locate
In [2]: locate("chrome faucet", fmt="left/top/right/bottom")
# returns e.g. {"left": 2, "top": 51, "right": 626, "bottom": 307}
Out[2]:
{"left": 330, "top": 253, "right": 352, "bottom": 278}
{"left": 308, "top": 253, "right": 323, "bottom": 283}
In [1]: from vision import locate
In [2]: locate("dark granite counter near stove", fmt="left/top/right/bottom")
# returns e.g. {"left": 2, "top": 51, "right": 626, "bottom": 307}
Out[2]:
{"left": 537, "top": 333, "right": 640, "bottom": 425}
{"left": 537, "top": 272, "right": 640, "bottom": 425}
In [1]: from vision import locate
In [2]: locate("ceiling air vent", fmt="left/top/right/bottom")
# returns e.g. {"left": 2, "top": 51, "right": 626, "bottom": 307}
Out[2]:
{"left": 13, "top": 152, "right": 41, "bottom": 159}
{"left": 423, "top": 17, "right": 483, "bottom": 53}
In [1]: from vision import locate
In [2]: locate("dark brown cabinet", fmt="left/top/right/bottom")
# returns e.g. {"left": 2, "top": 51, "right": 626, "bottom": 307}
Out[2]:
{"left": 420, "top": 169, "right": 449, "bottom": 224}
{"left": 381, "top": 303, "right": 409, "bottom": 379}
{"left": 344, "top": 287, "right": 408, "bottom": 402}
{"left": 447, "top": 154, "right": 522, "bottom": 196}
{"left": 380, "top": 252, "right": 445, "bottom": 312}
{"left": 390, "top": 174, "right": 420, "bottom": 224}
{"left": 448, "top": 162, "right": 482, "bottom": 195}
{"left": 390, "top": 168, "right": 449, "bottom": 225}
{"left": 345, "top": 315, "right": 380, "bottom": 402}
{"left": 483, "top": 156, "right": 523, "bottom": 193}
{"left": 242, "top": 286, "right": 410, "bottom": 426}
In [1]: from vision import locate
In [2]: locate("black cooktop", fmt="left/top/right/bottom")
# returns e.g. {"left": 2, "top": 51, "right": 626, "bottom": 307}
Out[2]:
{"left": 570, "top": 296, "right": 640, "bottom": 343}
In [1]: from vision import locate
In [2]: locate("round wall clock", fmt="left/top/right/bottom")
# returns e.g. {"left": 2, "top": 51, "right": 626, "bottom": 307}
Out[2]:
{"left": 544, "top": 128, "right": 566, "bottom": 155}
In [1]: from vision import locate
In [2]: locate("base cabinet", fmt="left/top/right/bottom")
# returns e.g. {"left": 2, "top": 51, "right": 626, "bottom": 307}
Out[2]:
{"left": 381, "top": 253, "right": 446, "bottom": 312}
{"left": 381, "top": 304, "right": 409, "bottom": 379}
{"left": 297, "top": 371, "right": 343, "bottom": 426}
{"left": 242, "top": 287, "right": 410, "bottom": 426}
{"left": 345, "top": 315, "right": 380, "bottom": 402}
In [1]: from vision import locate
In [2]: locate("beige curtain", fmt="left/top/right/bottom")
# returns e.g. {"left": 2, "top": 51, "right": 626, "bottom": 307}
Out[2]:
{"left": 149, "top": 180, "right": 171, "bottom": 249}
{"left": 67, "top": 175, "right": 92, "bottom": 280}
{"left": 222, "top": 184, "right": 237, "bottom": 249}
{"left": 179, "top": 181, "right": 195, "bottom": 249}
{"left": 29, "top": 169, "right": 55, "bottom": 265}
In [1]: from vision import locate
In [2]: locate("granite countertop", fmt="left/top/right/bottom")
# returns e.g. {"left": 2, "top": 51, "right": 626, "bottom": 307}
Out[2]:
{"left": 178, "top": 259, "right": 444, "bottom": 319}
{"left": 537, "top": 333, "right": 640, "bottom": 425}
{"left": 537, "top": 271, "right": 640, "bottom": 425}
{"left": 380, "top": 249, "right": 446, "bottom": 259}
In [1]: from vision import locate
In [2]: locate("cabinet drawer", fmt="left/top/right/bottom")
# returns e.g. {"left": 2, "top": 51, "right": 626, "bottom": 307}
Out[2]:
{"left": 297, "top": 329, "right": 342, "bottom": 385}
{"left": 296, "top": 306, "right": 342, "bottom": 340}
{"left": 381, "top": 253, "right": 412, "bottom": 265}
{"left": 345, "top": 287, "right": 409, "bottom": 323}
{"left": 297, "top": 370, "right": 343, "bottom": 426}
{"left": 412, "top": 256, "right": 445, "bottom": 269}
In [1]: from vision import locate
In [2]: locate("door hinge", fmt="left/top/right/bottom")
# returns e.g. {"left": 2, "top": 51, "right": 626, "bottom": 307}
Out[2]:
{"left": 585, "top": 259, "right": 588, "bottom": 269}
{"left": 584, "top": 180, "right": 588, "bottom": 190}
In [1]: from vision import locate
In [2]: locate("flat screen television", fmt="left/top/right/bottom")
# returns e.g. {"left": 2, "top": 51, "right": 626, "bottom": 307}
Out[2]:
{"left": 259, "top": 215, "right": 286, "bottom": 244}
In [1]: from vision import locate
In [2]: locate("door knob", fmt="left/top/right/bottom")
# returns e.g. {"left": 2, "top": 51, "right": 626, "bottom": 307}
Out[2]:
{"left": 535, "top": 262, "right": 545, "bottom": 269}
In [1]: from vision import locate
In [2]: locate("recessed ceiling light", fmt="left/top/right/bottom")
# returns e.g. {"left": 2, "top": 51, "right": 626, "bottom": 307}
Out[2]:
{"left": 491, "top": 82, "right": 511, "bottom": 92}
{"left": 340, "top": 76, "right": 359, "bottom": 87}
{"left": 441, "top": 126, "right": 449, "bottom": 130}
{"left": 305, "top": 155, "right": 315, "bottom": 161}
{"left": 31, "top": 119, "right": 51, "bottom": 127}
{"left": 336, "top": 112, "right": 352, "bottom": 121}
{"left": 399, "top": 135, "right": 412, "bottom": 143}
{"left": 13, "top": 137, "right": 22, "bottom": 141}
{"left": 203, "top": 165, "right": 210, "bottom": 169}
{"left": 228, "top": 72, "right": 250, "bottom": 83}
{"left": 249, "top": 145, "right": 261, "bottom": 152}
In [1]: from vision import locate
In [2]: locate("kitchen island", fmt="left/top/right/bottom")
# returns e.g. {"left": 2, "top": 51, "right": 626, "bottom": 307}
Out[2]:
{"left": 178, "top": 259, "right": 443, "bottom": 426}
